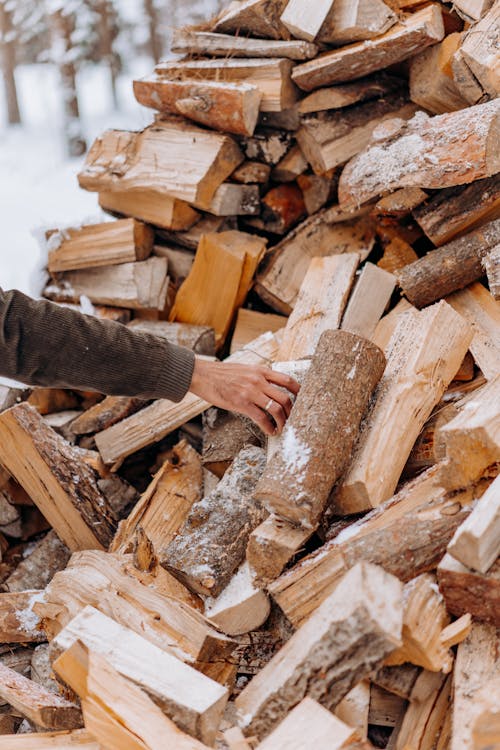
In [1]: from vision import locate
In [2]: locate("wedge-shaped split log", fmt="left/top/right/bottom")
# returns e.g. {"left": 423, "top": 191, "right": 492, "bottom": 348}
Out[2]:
{"left": 57, "top": 642, "right": 212, "bottom": 750}
{"left": 292, "top": 5, "right": 445, "bottom": 91}
{"left": 340, "top": 262, "right": 396, "bottom": 340}
{"left": 394, "top": 670, "right": 452, "bottom": 750}
{"left": 247, "top": 513, "right": 313, "bottom": 587}
{"left": 397, "top": 219, "right": 500, "bottom": 309}
{"left": 99, "top": 189, "right": 200, "bottom": 231}
{"left": 331, "top": 302, "right": 472, "bottom": 514}
{"left": 213, "top": 0, "right": 291, "bottom": 41}
{"left": 447, "top": 473, "right": 500, "bottom": 574}
{"left": 133, "top": 75, "right": 262, "bottom": 136}
{"left": 51, "top": 605, "right": 228, "bottom": 745}
{"left": 204, "top": 561, "right": 271, "bottom": 636}
{"left": 385, "top": 573, "right": 453, "bottom": 673}
{"left": 459, "top": 2, "right": 500, "bottom": 100}
{"left": 156, "top": 59, "right": 298, "bottom": 114}
{"left": 164, "top": 446, "right": 267, "bottom": 597}
{"left": 47, "top": 218, "right": 154, "bottom": 273}
{"left": 339, "top": 99, "right": 500, "bottom": 207}
{"left": 437, "top": 553, "right": 500, "bottom": 626}
{"left": 0, "top": 661, "right": 82, "bottom": 730}
{"left": 258, "top": 697, "right": 363, "bottom": 750}
{"left": 78, "top": 121, "right": 243, "bottom": 210}
{"left": 235, "top": 562, "right": 403, "bottom": 740}
{"left": 0, "top": 404, "right": 115, "bottom": 551}
{"left": 255, "top": 330, "right": 385, "bottom": 528}
{"left": 409, "top": 33, "right": 469, "bottom": 115}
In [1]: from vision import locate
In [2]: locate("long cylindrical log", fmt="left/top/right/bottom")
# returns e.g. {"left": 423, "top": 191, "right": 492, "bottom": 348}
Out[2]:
{"left": 338, "top": 100, "right": 500, "bottom": 207}
{"left": 254, "top": 330, "right": 386, "bottom": 528}
{"left": 397, "top": 218, "right": 500, "bottom": 309}
{"left": 133, "top": 75, "right": 262, "bottom": 137}
{"left": 164, "top": 447, "right": 267, "bottom": 597}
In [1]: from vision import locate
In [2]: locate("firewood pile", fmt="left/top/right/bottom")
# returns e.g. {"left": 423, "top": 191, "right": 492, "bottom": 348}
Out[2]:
{"left": 0, "top": 0, "right": 499, "bottom": 747}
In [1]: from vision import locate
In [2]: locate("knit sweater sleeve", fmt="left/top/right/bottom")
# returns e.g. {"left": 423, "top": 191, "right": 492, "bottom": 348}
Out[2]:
{"left": 0, "top": 288, "right": 195, "bottom": 401}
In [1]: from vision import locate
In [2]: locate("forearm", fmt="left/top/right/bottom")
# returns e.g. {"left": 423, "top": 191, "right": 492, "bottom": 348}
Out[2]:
{"left": 0, "top": 288, "right": 195, "bottom": 401}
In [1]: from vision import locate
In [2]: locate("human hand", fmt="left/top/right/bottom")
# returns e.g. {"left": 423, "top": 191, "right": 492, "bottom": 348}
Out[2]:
{"left": 189, "top": 358, "right": 300, "bottom": 436}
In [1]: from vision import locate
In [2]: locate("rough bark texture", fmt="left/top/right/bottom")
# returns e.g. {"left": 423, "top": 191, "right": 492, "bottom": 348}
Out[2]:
{"left": 437, "top": 554, "right": 500, "bottom": 626}
{"left": 171, "top": 30, "right": 318, "bottom": 60}
{"left": 484, "top": 244, "right": 500, "bottom": 300}
{"left": 0, "top": 404, "right": 116, "bottom": 551}
{"left": 412, "top": 175, "right": 500, "bottom": 246}
{"left": 338, "top": 100, "right": 500, "bottom": 207}
{"left": 235, "top": 563, "right": 403, "bottom": 740}
{"left": 202, "top": 408, "right": 263, "bottom": 475}
{"left": 0, "top": 591, "right": 46, "bottom": 643}
{"left": 254, "top": 330, "right": 386, "bottom": 528}
{"left": 398, "top": 219, "right": 500, "bottom": 308}
{"left": 164, "top": 447, "right": 267, "bottom": 597}
{"left": 2, "top": 531, "right": 70, "bottom": 593}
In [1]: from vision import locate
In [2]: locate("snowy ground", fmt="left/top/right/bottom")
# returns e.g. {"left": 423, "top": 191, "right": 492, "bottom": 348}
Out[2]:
{"left": 0, "top": 61, "right": 154, "bottom": 295}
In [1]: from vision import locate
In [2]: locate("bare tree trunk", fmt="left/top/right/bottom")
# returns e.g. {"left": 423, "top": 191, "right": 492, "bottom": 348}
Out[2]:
{"left": 0, "top": 2, "right": 21, "bottom": 125}
{"left": 50, "top": 9, "right": 87, "bottom": 157}
{"left": 143, "top": 0, "right": 162, "bottom": 63}
{"left": 96, "top": 0, "right": 119, "bottom": 108}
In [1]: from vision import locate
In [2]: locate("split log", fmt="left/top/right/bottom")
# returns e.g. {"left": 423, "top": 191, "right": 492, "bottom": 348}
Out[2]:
{"left": 340, "top": 262, "right": 395, "bottom": 339}
{"left": 253, "top": 182, "right": 306, "bottom": 234}
{"left": 59, "top": 642, "right": 211, "bottom": 750}
{"left": 111, "top": 440, "right": 202, "bottom": 555}
{"left": 0, "top": 662, "right": 81, "bottom": 730}
{"left": 51, "top": 605, "right": 228, "bottom": 745}
{"left": 157, "top": 214, "right": 228, "bottom": 251}
{"left": 239, "top": 129, "right": 293, "bottom": 166}
{"left": 47, "top": 219, "right": 154, "bottom": 273}
{"left": 438, "top": 376, "right": 500, "bottom": 489}
{"left": 133, "top": 75, "right": 262, "bottom": 137}
{"left": 94, "top": 331, "right": 280, "bottom": 466}
{"left": 255, "top": 206, "right": 374, "bottom": 314}
{"left": 247, "top": 514, "right": 312, "bottom": 586}
{"left": 3, "top": 531, "right": 70, "bottom": 592}
{"left": 202, "top": 408, "right": 263, "bottom": 477}
{"left": 271, "top": 144, "right": 308, "bottom": 182}
{"left": 440, "top": 613, "right": 472, "bottom": 649}
{"left": 374, "top": 187, "right": 428, "bottom": 219}
{"left": 373, "top": 665, "right": 420, "bottom": 700}
{"left": 235, "top": 563, "right": 403, "bottom": 740}
{"left": 0, "top": 490, "right": 20, "bottom": 536}
{"left": 230, "top": 309, "right": 286, "bottom": 354}
{"left": 282, "top": 0, "right": 397, "bottom": 43}
{"left": 446, "top": 283, "right": 500, "bottom": 380}
{"left": 212, "top": 0, "right": 291, "bottom": 41}
{"left": 385, "top": 573, "right": 453, "bottom": 673}
{"left": 299, "top": 74, "right": 404, "bottom": 115}
{"left": 484, "top": 244, "right": 500, "bottom": 300}
{"left": 258, "top": 697, "right": 363, "bottom": 749}
{"left": 0, "top": 404, "right": 115, "bottom": 551}
{"left": 451, "top": 621, "right": 500, "bottom": 750}
{"left": 69, "top": 396, "right": 147, "bottom": 436}
{"left": 208, "top": 184, "right": 260, "bottom": 216}
{"left": 255, "top": 330, "right": 385, "bottom": 528}
{"left": 398, "top": 219, "right": 500, "bottom": 308}
{"left": 36, "top": 549, "right": 234, "bottom": 667}
{"left": 169, "top": 231, "right": 266, "bottom": 348}
{"left": 331, "top": 302, "right": 472, "bottom": 514}
{"left": 413, "top": 175, "right": 500, "bottom": 246}
{"left": 339, "top": 99, "right": 500, "bottom": 207}
{"left": 164, "top": 446, "right": 266, "bottom": 597}
{"left": 336, "top": 682, "right": 370, "bottom": 738}
{"left": 297, "top": 96, "right": 417, "bottom": 174}
{"left": 44, "top": 256, "right": 169, "bottom": 311}
{"left": 99, "top": 189, "right": 199, "bottom": 231}
{"left": 377, "top": 237, "right": 418, "bottom": 275}
{"left": 394, "top": 670, "right": 451, "bottom": 750}
{"left": 459, "top": 2, "right": 500, "bottom": 99}
{"left": 451, "top": 47, "right": 485, "bottom": 106}
{"left": 156, "top": 59, "right": 298, "bottom": 113}
{"left": 231, "top": 160, "right": 271, "bottom": 184}
{"left": 277, "top": 254, "right": 359, "bottom": 359}
{"left": 409, "top": 33, "right": 469, "bottom": 114}
{"left": 472, "top": 677, "right": 500, "bottom": 750}
{"left": 204, "top": 562, "right": 270, "bottom": 636}
{"left": 127, "top": 320, "right": 216, "bottom": 355}
{"left": 279, "top": 0, "right": 336, "bottom": 42}
{"left": 0, "top": 731, "right": 98, "bottom": 748}
{"left": 296, "top": 173, "right": 335, "bottom": 214}
{"left": 224, "top": 727, "right": 253, "bottom": 750}
{"left": 452, "top": 0, "right": 494, "bottom": 20}
{"left": 171, "top": 29, "right": 318, "bottom": 60}
{"left": 28, "top": 388, "right": 79, "bottom": 416}
{"left": 0, "top": 591, "right": 45, "bottom": 643}
{"left": 292, "top": 5, "right": 445, "bottom": 91}
{"left": 270, "top": 464, "right": 488, "bottom": 626}
{"left": 437, "top": 554, "right": 500, "bottom": 625}
{"left": 78, "top": 122, "right": 243, "bottom": 210}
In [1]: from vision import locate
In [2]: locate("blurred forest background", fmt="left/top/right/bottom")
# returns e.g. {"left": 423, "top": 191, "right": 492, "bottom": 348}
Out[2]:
{"left": 0, "top": 0, "right": 224, "bottom": 293}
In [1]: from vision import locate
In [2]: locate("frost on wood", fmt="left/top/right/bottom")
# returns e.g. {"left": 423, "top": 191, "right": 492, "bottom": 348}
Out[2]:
{"left": 338, "top": 100, "right": 500, "bottom": 206}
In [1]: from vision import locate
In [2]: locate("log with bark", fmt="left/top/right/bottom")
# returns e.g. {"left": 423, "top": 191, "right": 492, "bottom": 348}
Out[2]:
{"left": 99, "top": 189, "right": 200, "bottom": 231}
{"left": 171, "top": 29, "right": 318, "bottom": 60}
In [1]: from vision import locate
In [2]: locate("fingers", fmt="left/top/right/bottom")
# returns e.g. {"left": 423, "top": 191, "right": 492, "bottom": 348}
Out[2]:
{"left": 245, "top": 404, "right": 279, "bottom": 437}
{"left": 263, "top": 383, "right": 294, "bottom": 418}
{"left": 263, "top": 369, "right": 301, "bottom": 396}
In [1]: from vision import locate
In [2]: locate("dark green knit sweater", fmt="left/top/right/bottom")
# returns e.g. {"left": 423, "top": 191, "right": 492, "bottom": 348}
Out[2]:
{"left": 0, "top": 288, "right": 195, "bottom": 401}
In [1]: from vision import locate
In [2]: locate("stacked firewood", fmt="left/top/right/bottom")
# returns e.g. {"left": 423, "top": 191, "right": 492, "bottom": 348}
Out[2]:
{"left": 0, "top": 0, "right": 499, "bottom": 747}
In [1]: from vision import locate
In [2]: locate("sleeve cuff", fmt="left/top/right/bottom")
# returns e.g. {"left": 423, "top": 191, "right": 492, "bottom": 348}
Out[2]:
{"left": 154, "top": 342, "right": 196, "bottom": 402}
